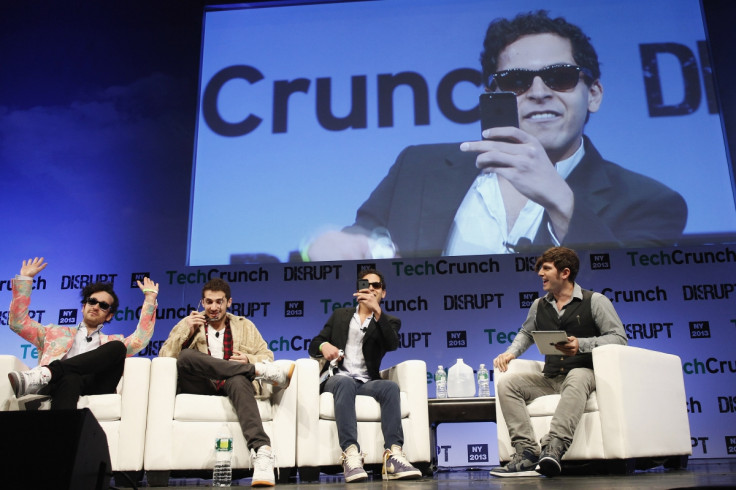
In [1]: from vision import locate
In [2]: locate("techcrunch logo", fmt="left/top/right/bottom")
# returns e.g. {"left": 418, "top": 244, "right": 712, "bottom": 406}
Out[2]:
{"left": 601, "top": 286, "right": 668, "bottom": 302}
{"left": 683, "top": 357, "right": 736, "bottom": 375}
{"left": 391, "top": 257, "right": 500, "bottom": 276}
{"left": 166, "top": 268, "right": 268, "bottom": 284}
{"left": 0, "top": 275, "right": 47, "bottom": 291}
{"left": 627, "top": 247, "right": 736, "bottom": 266}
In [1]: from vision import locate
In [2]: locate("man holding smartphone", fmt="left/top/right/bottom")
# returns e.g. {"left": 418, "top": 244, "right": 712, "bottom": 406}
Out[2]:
{"left": 158, "top": 278, "right": 295, "bottom": 487}
{"left": 304, "top": 10, "right": 686, "bottom": 260}
{"left": 307, "top": 268, "right": 421, "bottom": 482}
{"left": 491, "top": 247, "right": 626, "bottom": 477}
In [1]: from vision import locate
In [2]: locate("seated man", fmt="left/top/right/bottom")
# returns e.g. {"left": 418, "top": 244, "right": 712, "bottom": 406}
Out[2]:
{"left": 308, "top": 268, "right": 421, "bottom": 482}
{"left": 159, "top": 278, "right": 294, "bottom": 488}
{"left": 7, "top": 257, "right": 158, "bottom": 409}
{"left": 491, "top": 247, "right": 627, "bottom": 477}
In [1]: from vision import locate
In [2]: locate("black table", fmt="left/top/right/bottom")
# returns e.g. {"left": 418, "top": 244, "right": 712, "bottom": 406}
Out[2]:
{"left": 427, "top": 397, "right": 496, "bottom": 471}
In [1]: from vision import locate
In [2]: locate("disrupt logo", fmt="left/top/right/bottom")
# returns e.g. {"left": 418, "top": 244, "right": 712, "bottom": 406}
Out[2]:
{"left": 689, "top": 321, "right": 711, "bottom": 339}
{"left": 283, "top": 264, "right": 342, "bottom": 281}
{"left": 0, "top": 310, "right": 45, "bottom": 325}
{"left": 683, "top": 283, "right": 736, "bottom": 301}
{"left": 590, "top": 253, "right": 611, "bottom": 270}
{"left": 61, "top": 274, "right": 118, "bottom": 289}
{"left": 467, "top": 444, "right": 488, "bottom": 463}
{"left": 447, "top": 331, "right": 467, "bottom": 348}
{"left": 58, "top": 309, "right": 77, "bottom": 325}
{"left": 137, "top": 340, "right": 165, "bottom": 357}
{"left": 692, "top": 436, "right": 709, "bottom": 455}
{"left": 727, "top": 436, "right": 736, "bottom": 455}
{"left": 398, "top": 331, "right": 431, "bottom": 349}
{"left": 717, "top": 396, "right": 736, "bottom": 413}
{"left": 130, "top": 272, "right": 150, "bottom": 288}
{"left": 519, "top": 291, "right": 539, "bottom": 308}
{"left": 230, "top": 302, "right": 270, "bottom": 317}
{"left": 444, "top": 293, "right": 502, "bottom": 310}
{"left": 515, "top": 256, "right": 537, "bottom": 272}
{"left": 624, "top": 322, "right": 673, "bottom": 340}
{"left": 285, "top": 301, "right": 304, "bottom": 317}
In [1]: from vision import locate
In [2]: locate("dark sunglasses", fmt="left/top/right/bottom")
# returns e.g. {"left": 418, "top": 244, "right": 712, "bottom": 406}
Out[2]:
{"left": 83, "top": 297, "right": 112, "bottom": 311}
{"left": 488, "top": 64, "right": 593, "bottom": 96}
{"left": 358, "top": 281, "right": 383, "bottom": 290}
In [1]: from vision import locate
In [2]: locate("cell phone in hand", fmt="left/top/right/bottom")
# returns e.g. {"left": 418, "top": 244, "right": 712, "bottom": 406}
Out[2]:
{"left": 479, "top": 92, "right": 519, "bottom": 137}
{"left": 357, "top": 279, "right": 369, "bottom": 291}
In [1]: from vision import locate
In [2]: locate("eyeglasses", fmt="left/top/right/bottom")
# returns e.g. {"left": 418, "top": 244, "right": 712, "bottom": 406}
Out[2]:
{"left": 365, "top": 281, "right": 383, "bottom": 290}
{"left": 83, "top": 297, "right": 112, "bottom": 311}
{"left": 488, "top": 64, "right": 593, "bottom": 96}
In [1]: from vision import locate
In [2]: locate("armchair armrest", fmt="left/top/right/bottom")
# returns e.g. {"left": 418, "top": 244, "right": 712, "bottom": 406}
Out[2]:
{"left": 593, "top": 344, "right": 691, "bottom": 458}
{"left": 295, "top": 358, "right": 320, "bottom": 467}
{"left": 144, "top": 357, "right": 179, "bottom": 470}
{"left": 116, "top": 357, "right": 151, "bottom": 470}
{"left": 0, "top": 355, "right": 30, "bottom": 411}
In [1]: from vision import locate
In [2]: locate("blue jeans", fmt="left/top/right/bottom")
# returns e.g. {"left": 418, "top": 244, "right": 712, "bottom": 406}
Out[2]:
{"left": 323, "top": 374, "right": 404, "bottom": 452}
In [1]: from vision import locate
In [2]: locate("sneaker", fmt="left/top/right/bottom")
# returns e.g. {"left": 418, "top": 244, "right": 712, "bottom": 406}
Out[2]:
{"left": 536, "top": 439, "right": 565, "bottom": 477}
{"left": 255, "top": 360, "right": 295, "bottom": 389}
{"left": 340, "top": 444, "right": 368, "bottom": 483}
{"left": 382, "top": 445, "right": 422, "bottom": 480}
{"left": 250, "top": 445, "right": 275, "bottom": 487}
{"left": 489, "top": 449, "right": 540, "bottom": 477}
{"left": 8, "top": 366, "right": 51, "bottom": 397}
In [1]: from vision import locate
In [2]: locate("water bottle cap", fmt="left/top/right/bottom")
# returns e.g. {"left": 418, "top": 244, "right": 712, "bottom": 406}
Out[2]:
{"left": 438, "top": 365, "right": 443, "bottom": 370}
{"left": 480, "top": 363, "right": 485, "bottom": 369}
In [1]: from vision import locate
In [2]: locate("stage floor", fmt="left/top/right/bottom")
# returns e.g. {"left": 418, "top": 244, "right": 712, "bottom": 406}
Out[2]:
{"left": 135, "top": 458, "right": 736, "bottom": 488}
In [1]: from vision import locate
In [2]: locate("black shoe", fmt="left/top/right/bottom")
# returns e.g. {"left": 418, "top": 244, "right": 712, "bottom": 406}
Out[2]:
{"left": 536, "top": 439, "right": 565, "bottom": 477}
{"left": 489, "top": 449, "right": 540, "bottom": 478}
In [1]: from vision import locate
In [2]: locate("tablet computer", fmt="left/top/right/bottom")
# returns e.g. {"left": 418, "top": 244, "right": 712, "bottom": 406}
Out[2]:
{"left": 531, "top": 330, "right": 570, "bottom": 356}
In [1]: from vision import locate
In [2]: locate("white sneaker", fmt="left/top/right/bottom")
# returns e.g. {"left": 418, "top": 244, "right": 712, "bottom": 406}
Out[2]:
{"left": 8, "top": 366, "right": 51, "bottom": 397}
{"left": 255, "top": 360, "right": 295, "bottom": 389}
{"left": 251, "top": 445, "right": 276, "bottom": 487}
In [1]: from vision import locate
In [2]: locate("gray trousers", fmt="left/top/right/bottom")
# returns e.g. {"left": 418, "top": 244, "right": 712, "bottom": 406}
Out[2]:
{"left": 496, "top": 367, "right": 596, "bottom": 455}
{"left": 176, "top": 349, "right": 270, "bottom": 451}
{"left": 323, "top": 374, "right": 404, "bottom": 452}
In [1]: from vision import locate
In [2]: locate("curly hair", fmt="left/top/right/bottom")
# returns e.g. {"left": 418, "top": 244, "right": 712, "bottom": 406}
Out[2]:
{"left": 80, "top": 282, "right": 120, "bottom": 317}
{"left": 480, "top": 10, "right": 600, "bottom": 89}
{"left": 202, "top": 277, "right": 231, "bottom": 300}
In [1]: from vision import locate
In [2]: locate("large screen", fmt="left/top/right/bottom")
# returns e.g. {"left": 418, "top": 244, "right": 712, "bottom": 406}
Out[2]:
{"left": 189, "top": 0, "right": 736, "bottom": 265}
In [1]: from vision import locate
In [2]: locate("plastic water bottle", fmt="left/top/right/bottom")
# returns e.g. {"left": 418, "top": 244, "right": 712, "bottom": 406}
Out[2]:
{"left": 477, "top": 363, "right": 491, "bottom": 397}
{"left": 213, "top": 424, "right": 233, "bottom": 487}
{"left": 435, "top": 365, "right": 448, "bottom": 399}
{"left": 447, "top": 358, "right": 475, "bottom": 397}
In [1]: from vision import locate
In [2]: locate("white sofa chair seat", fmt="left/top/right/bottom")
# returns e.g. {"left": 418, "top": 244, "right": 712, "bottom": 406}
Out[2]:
{"left": 295, "top": 358, "right": 430, "bottom": 481}
{"left": 0, "top": 355, "right": 151, "bottom": 474}
{"left": 494, "top": 344, "right": 692, "bottom": 473}
{"left": 143, "top": 356, "right": 298, "bottom": 486}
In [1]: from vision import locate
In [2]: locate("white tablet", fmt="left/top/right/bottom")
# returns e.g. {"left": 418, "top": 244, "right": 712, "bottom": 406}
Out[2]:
{"left": 531, "top": 331, "right": 570, "bottom": 356}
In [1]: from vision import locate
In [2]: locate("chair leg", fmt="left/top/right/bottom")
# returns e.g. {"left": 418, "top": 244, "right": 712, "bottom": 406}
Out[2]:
{"left": 277, "top": 467, "right": 294, "bottom": 484}
{"left": 113, "top": 470, "right": 143, "bottom": 488}
{"left": 146, "top": 470, "right": 170, "bottom": 487}
{"left": 299, "top": 466, "right": 321, "bottom": 482}
{"left": 663, "top": 455, "right": 689, "bottom": 470}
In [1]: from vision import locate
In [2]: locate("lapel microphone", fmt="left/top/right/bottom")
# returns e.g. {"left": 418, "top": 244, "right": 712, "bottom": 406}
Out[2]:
{"left": 86, "top": 336, "right": 92, "bottom": 342}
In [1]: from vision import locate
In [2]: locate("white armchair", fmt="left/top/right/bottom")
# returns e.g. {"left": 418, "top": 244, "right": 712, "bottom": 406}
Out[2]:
{"left": 0, "top": 354, "right": 151, "bottom": 475}
{"left": 143, "top": 356, "right": 298, "bottom": 486}
{"left": 494, "top": 344, "right": 692, "bottom": 473}
{"left": 295, "top": 358, "right": 431, "bottom": 481}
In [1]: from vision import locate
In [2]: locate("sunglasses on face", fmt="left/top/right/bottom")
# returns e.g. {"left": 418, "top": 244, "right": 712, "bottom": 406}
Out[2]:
{"left": 488, "top": 64, "right": 593, "bottom": 96}
{"left": 83, "top": 297, "right": 112, "bottom": 311}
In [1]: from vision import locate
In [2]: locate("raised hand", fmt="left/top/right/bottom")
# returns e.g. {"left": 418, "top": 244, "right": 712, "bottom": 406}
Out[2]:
{"left": 20, "top": 257, "right": 48, "bottom": 277}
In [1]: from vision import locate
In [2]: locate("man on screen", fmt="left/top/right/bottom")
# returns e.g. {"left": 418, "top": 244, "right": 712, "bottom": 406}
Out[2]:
{"left": 303, "top": 10, "right": 687, "bottom": 260}
{"left": 491, "top": 246, "right": 626, "bottom": 477}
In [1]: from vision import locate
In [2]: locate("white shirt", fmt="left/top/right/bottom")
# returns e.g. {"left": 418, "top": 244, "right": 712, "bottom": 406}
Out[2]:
{"left": 63, "top": 323, "right": 102, "bottom": 360}
{"left": 444, "top": 139, "right": 585, "bottom": 255}
{"left": 207, "top": 325, "right": 225, "bottom": 359}
{"left": 337, "top": 310, "right": 371, "bottom": 383}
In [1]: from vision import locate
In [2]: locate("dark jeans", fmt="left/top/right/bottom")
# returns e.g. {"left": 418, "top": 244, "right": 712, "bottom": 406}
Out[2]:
{"left": 176, "top": 349, "right": 270, "bottom": 451}
{"left": 322, "top": 374, "right": 404, "bottom": 452}
{"left": 41, "top": 340, "right": 127, "bottom": 410}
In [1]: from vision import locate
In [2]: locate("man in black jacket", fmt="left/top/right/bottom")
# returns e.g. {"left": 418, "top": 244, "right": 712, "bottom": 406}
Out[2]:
{"left": 308, "top": 268, "right": 421, "bottom": 483}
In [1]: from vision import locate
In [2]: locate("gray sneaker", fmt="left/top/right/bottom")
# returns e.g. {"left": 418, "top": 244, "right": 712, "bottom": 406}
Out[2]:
{"left": 340, "top": 445, "right": 368, "bottom": 483}
{"left": 255, "top": 360, "right": 295, "bottom": 389}
{"left": 537, "top": 439, "right": 565, "bottom": 477}
{"left": 250, "top": 445, "right": 275, "bottom": 487}
{"left": 8, "top": 366, "right": 50, "bottom": 397}
{"left": 489, "top": 449, "right": 540, "bottom": 478}
{"left": 382, "top": 445, "right": 422, "bottom": 480}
